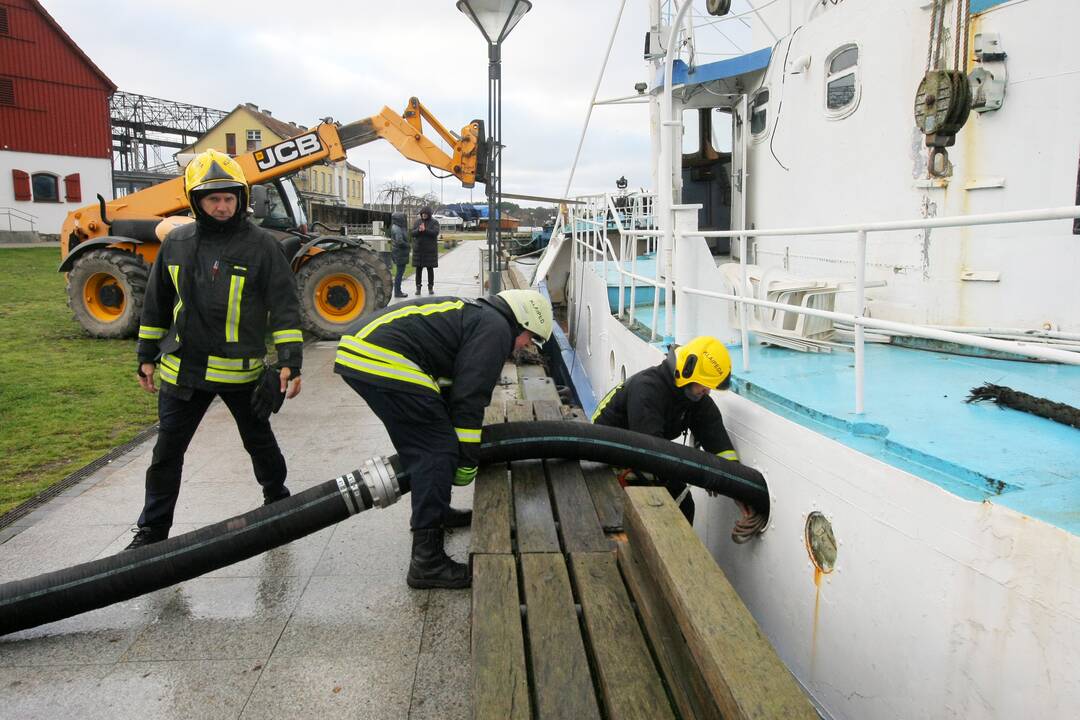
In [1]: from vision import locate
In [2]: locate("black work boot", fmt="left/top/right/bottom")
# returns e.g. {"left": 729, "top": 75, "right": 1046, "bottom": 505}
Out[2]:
{"left": 427, "top": 285, "right": 435, "bottom": 295}
{"left": 415, "top": 284, "right": 422, "bottom": 296}
{"left": 443, "top": 506, "right": 472, "bottom": 528}
{"left": 406, "top": 527, "right": 470, "bottom": 589}
{"left": 124, "top": 526, "right": 168, "bottom": 551}
{"left": 394, "top": 287, "right": 408, "bottom": 299}
{"left": 263, "top": 485, "right": 291, "bottom": 506}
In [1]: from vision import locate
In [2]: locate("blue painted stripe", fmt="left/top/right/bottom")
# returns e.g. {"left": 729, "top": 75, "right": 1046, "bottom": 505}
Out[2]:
{"left": 655, "top": 47, "right": 773, "bottom": 90}
{"left": 970, "top": 0, "right": 1010, "bottom": 13}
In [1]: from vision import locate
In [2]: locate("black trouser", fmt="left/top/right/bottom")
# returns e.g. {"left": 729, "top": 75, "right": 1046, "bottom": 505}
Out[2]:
{"left": 137, "top": 387, "right": 287, "bottom": 529}
{"left": 414, "top": 266, "right": 434, "bottom": 291}
{"left": 343, "top": 377, "right": 457, "bottom": 530}
{"left": 394, "top": 263, "right": 408, "bottom": 292}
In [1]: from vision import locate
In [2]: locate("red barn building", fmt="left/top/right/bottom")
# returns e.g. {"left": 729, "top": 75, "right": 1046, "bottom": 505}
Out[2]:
{"left": 0, "top": 0, "right": 115, "bottom": 236}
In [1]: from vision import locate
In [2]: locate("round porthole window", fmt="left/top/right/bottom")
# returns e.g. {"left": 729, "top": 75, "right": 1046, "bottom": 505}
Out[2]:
{"left": 805, "top": 511, "right": 837, "bottom": 573}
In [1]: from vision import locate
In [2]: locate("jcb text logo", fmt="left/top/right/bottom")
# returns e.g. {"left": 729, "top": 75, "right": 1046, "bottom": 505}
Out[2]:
{"left": 254, "top": 133, "right": 323, "bottom": 171}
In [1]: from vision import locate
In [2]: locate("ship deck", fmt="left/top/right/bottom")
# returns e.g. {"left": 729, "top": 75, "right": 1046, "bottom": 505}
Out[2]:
{"left": 593, "top": 262, "right": 1080, "bottom": 535}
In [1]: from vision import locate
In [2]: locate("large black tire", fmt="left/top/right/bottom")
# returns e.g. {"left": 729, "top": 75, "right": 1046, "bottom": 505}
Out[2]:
{"left": 295, "top": 249, "right": 387, "bottom": 339}
{"left": 66, "top": 249, "right": 149, "bottom": 338}
{"left": 350, "top": 245, "right": 393, "bottom": 307}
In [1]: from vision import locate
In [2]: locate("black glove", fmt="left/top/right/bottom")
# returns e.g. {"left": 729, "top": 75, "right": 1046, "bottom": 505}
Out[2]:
{"left": 251, "top": 367, "right": 286, "bottom": 422}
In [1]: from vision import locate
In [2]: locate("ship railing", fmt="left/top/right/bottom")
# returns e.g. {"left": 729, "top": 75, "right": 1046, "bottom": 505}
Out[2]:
{"left": 565, "top": 200, "right": 1080, "bottom": 413}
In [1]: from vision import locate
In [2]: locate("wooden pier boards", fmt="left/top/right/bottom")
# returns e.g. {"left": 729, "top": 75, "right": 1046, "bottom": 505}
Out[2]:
{"left": 470, "top": 363, "right": 817, "bottom": 720}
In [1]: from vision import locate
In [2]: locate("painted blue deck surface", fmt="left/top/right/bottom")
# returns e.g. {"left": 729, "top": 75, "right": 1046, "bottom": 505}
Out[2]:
{"left": 576, "top": 270, "right": 1080, "bottom": 534}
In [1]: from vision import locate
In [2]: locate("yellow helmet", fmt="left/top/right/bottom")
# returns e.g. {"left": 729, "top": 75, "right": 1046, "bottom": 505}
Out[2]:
{"left": 672, "top": 336, "right": 732, "bottom": 390}
{"left": 184, "top": 149, "right": 249, "bottom": 210}
{"left": 497, "top": 289, "right": 554, "bottom": 342}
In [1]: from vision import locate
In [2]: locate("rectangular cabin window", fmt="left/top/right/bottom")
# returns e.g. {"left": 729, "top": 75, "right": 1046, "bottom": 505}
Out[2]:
{"left": 246, "top": 129, "right": 261, "bottom": 151}
{"left": 825, "top": 44, "right": 860, "bottom": 115}
{"left": 225, "top": 133, "right": 236, "bottom": 155}
{"left": 750, "top": 89, "right": 769, "bottom": 136}
{"left": 32, "top": 173, "right": 59, "bottom": 202}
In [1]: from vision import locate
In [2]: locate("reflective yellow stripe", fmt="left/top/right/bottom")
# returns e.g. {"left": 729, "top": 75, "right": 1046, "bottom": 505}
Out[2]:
{"left": 168, "top": 265, "right": 183, "bottom": 340}
{"left": 159, "top": 353, "right": 181, "bottom": 385}
{"left": 138, "top": 325, "right": 167, "bottom": 340}
{"left": 437, "top": 377, "right": 453, "bottom": 388}
{"left": 205, "top": 367, "right": 261, "bottom": 384}
{"left": 591, "top": 384, "right": 622, "bottom": 422}
{"left": 272, "top": 329, "right": 303, "bottom": 344}
{"left": 334, "top": 351, "right": 440, "bottom": 392}
{"left": 455, "top": 427, "right": 482, "bottom": 443}
{"left": 226, "top": 274, "right": 245, "bottom": 342}
{"left": 339, "top": 336, "right": 424, "bottom": 373}
{"left": 207, "top": 355, "right": 261, "bottom": 370}
{"left": 717, "top": 450, "right": 739, "bottom": 462}
{"left": 356, "top": 300, "right": 464, "bottom": 339}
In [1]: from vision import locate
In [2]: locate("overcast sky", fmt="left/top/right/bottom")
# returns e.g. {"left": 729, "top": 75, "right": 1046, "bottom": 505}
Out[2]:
{"left": 44, "top": 0, "right": 759, "bottom": 206}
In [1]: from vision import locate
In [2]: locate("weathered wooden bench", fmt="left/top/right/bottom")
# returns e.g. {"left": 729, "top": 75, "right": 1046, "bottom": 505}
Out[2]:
{"left": 471, "top": 362, "right": 817, "bottom": 720}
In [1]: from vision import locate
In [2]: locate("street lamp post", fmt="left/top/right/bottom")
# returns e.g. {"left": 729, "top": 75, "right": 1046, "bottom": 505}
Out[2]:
{"left": 456, "top": 0, "right": 532, "bottom": 294}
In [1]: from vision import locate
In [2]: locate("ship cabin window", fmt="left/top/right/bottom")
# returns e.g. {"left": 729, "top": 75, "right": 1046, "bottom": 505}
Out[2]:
{"left": 750, "top": 88, "right": 769, "bottom": 136}
{"left": 825, "top": 44, "right": 860, "bottom": 117}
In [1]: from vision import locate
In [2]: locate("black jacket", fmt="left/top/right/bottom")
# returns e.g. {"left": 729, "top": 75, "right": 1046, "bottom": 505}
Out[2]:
{"left": 334, "top": 295, "right": 516, "bottom": 466}
{"left": 411, "top": 216, "right": 440, "bottom": 267}
{"left": 137, "top": 219, "right": 303, "bottom": 391}
{"left": 390, "top": 216, "right": 410, "bottom": 266}
{"left": 592, "top": 358, "right": 736, "bottom": 456}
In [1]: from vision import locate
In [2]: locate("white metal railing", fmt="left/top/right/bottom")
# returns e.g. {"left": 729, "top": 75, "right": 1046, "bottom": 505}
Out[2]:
{"left": 559, "top": 197, "right": 1080, "bottom": 414}
{"left": 1, "top": 208, "right": 38, "bottom": 232}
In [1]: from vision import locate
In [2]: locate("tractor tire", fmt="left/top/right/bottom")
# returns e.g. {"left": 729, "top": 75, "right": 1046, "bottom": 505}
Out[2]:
{"left": 295, "top": 249, "right": 387, "bottom": 339}
{"left": 66, "top": 249, "right": 149, "bottom": 338}
{"left": 351, "top": 245, "right": 393, "bottom": 308}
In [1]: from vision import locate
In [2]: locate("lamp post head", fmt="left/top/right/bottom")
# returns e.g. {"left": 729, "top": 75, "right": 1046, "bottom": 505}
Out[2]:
{"left": 456, "top": 0, "right": 532, "bottom": 45}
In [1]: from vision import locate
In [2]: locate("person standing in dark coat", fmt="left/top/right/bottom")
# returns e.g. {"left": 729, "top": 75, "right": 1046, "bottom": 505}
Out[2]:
{"left": 390, "top": 212, "right": 410, "bottom": 298}
{"left": 411, "top": 206, "right": 440, "bottom": 295}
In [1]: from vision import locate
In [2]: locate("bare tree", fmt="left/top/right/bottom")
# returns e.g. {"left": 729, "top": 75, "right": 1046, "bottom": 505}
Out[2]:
{"left": 377, "top": 181, "right": 413, "bottom": 213}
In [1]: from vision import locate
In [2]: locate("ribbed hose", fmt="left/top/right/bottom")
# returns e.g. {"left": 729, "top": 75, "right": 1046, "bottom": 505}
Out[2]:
{"left": 0, "top": 421, "right": 766, "bottom": 636}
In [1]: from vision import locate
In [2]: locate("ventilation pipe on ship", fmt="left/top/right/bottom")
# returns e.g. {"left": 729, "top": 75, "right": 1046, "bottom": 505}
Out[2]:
{"left": 0, "top": 421, "right": 767, "bottom": 636}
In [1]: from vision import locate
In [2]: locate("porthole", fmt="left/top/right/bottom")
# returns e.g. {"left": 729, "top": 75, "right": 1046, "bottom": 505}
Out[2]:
{"left": 620, "top": 365, "right": 627, "bottom": 382}
{"left": 609, "top": 350, "right": 617, "bottom": 380}
{"left": 805, "top": 511, "right": 837, "bottom": 573}
{"left": 824, "top": 44, "right": 860, "bottom": 119}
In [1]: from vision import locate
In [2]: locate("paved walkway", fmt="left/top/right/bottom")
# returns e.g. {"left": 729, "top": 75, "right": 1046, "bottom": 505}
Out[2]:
{"left": 0, "top": 241, "right": 487, "bottom": 719}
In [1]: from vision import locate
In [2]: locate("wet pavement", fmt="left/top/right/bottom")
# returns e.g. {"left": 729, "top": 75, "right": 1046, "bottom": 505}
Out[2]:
{"left": 0, "top": 241, "right": 488, "bottom": 719}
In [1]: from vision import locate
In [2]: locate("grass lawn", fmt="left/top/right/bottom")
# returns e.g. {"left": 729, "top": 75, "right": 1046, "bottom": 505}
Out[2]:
{"left": 0, "top": 247, "right": 157, "bottom": 517}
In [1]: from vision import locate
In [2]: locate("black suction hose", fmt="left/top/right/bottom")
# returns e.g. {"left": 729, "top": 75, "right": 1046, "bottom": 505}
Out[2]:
{"left": 0, "top": 422, "right": 766, "bottom": 636}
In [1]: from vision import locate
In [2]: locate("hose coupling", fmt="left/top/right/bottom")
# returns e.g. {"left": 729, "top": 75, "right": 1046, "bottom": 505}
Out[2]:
{"left": 361, "top": 455, "right": 402, "bottom": 508}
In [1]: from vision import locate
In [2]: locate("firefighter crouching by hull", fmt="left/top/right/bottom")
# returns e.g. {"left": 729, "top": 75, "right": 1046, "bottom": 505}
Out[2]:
{"left": 334, "top": 289, "right": 554, "bottom": 589}
{"left": 126, "top": 149, "right": 304, "bottom": 550}
{"left": 592, "top": 336, "right": 741, "bottom": 525}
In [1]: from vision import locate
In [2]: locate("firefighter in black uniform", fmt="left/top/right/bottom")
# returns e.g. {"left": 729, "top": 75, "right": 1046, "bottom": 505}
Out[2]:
{"left": 334, "top": 289, "right": 553, "bottom": 589}
{"left": 126, "top": 149, "right": 304, "bottom": 550}
{"left": 592, "top": 336, "right": 740, "bottom": 524}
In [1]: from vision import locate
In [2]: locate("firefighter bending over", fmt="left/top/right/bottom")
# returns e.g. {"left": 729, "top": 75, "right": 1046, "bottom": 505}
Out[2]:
{"left": 334, "top": 289, "right": 553, "bottom": 589}
{"left": 126, "top": 149, "right": 303, "bottom": 550}
{"left": 592, "top": 336, "right": 740, "bottom": 525}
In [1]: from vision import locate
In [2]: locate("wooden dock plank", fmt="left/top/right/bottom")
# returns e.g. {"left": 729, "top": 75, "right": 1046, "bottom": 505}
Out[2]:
{"left": 473, "top": 555, "right": 530, "bottom": 720}
{"left": 581, "top": 461, "right": 624, "bottom": 532}
{"left": 471, "top": 465, "right": 512, "bottom": 554}
{"left": 617, "top": 541, "right": 723, "bottom": 720}
{"left": 512, "top": 460, "right": 560, "bottom": 553}
{"left": 506, "top": 399, "right": 534, "bottom": 423}
{"left": 546, "top": 460, "right": 610, "bottom": 553}
{"left": 517, "top": 364, "right": 548, "bottom": 380}
{"left": 520, "top": 553, "right": 602, "bottom": 720}
{"left": 532, "top": 400, "right": 563, "bottom": 422}
{"left": 522, "top": 375, "right": 561, "bottom": 403}
{"left": 570, "top": 552, "right": 675, "bottom": 720}
{"left": 624, "top": 487, "right": 818, "bottom": 720}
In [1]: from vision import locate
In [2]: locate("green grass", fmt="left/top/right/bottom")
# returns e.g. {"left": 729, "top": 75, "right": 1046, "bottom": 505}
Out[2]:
{"left": 0, "top": 248, "right": 157, "bottom": 516}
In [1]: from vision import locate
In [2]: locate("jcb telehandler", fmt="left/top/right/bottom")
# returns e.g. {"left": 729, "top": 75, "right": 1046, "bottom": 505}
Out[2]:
{"left": 59, "top": 98, "right": 486, "bottom": 339}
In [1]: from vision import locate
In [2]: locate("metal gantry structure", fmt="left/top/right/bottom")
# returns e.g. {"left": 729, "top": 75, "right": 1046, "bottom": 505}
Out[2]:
{"left": 110, "top": 91, "right": 228, "bottom": 195}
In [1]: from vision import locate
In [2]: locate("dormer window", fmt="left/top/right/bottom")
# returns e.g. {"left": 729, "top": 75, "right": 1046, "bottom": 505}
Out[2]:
{"left": 825, "top": 44, "right": 860, "bottom": 117}
{"left": 750, "top": 88, "right": 769, "bottom": 136}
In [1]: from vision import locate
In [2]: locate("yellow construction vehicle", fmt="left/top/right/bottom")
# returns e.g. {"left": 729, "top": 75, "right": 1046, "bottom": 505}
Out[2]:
{"left": 59, "top": 98, "right": 486, "bottom": 339}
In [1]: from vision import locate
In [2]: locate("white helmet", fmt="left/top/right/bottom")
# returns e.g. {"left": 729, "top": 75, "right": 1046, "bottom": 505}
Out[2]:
{"left": 497, "top": 289, "right": 553, "bottom": 342}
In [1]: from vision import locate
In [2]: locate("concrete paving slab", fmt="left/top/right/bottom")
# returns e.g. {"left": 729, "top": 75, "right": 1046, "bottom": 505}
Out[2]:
{"left": 0, "top": 240, "right": 487, "bottom": 717}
